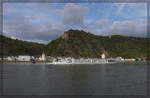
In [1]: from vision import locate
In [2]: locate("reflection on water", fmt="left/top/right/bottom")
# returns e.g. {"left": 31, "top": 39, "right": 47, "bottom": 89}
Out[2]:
{"left": 3, "top": 62, "right": 147, "bottom": 95}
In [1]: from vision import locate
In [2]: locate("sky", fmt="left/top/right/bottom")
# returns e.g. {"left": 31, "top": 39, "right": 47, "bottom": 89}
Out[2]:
{"left": 3, "top": 3, "right": 147, "bottom": 44}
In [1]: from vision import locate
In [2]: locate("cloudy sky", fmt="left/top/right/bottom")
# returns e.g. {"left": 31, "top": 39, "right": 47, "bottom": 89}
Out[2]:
{"left": 3, "top": 3, "right": 147, "bottom": 44}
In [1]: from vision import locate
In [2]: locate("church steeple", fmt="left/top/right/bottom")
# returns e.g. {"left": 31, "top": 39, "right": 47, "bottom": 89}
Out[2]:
{"left": 41, "top": 52, "right": 46, "bottom": 61}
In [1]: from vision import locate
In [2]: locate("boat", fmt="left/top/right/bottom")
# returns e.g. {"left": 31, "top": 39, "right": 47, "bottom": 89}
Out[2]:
{"left": 48, "top": 58, "right": 117, "bottom": 65}
{"left": 107, "top": 59, "right": 117, "bottom": 64}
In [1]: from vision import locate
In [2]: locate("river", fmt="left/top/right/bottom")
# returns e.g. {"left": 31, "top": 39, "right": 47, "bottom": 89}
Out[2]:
{"left": 2, "top": 62, "right": 147, "bottom": 95}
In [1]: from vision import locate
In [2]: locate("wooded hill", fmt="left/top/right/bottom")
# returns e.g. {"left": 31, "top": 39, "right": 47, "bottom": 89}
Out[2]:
{"left": 46, "top": 30, "right": 148, "bottom": 59}
{"left": 0, "top": 29, "right": 149, "bottom": 59}
{"left": 0, "top": 35, "right": 46, "bottom": 56}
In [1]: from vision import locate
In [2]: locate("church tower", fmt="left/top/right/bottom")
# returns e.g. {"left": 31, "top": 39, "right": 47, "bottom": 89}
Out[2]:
{"left": 101, "top": 53, "right": 105, "bottom": 59}
{"left": 41, "top": 52, "right": 46, "bottom": 61}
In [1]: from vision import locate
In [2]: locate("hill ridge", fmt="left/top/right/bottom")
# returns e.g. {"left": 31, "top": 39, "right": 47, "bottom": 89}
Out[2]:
{"left": 46, "top": 29, "right": 148, "bottom": 59}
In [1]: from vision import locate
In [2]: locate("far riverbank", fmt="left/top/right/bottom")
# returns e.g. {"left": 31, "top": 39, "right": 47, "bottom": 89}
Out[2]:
{"left": 0, "top": 61, "right": 50, "bottom": 64}
{"left": 0, "top": 61, "right": 148, "bottom": 65}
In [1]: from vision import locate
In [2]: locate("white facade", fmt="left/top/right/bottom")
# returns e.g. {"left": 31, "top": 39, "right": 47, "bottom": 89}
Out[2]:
{"left": 116, "top": 57, "right": 124, "bottom": 61}
{"left": 39, "top": 52, "right": 46, "bottom": 61}
{"left": 16, "top": 55, "right": 31, "bottom": 61}
{"left": 101, "top": 53, "right": 105, "bottom": 59}
{"left": 6, "top": 57, "right": 13, "bottom": 61}
{"left": 3, "top": 56, "right": 16, "bottom": 61}
{"left": 52, "top": 58, "right": 116, "bottom": 64}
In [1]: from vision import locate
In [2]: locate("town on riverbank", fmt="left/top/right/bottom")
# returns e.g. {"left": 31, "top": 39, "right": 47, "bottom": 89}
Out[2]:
{"left": 1, "top": 30, "right": 148, "bottom": 64}
{"left": 0, "top": 52, "right": 147, "bottom": 64}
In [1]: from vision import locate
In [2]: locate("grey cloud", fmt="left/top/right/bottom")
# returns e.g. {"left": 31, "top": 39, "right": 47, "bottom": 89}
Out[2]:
{"left": 85, "top": 19, "right": 108, "bottom": 33}
{"left": 95, "top": 19, "right": 108, "bottom": 29}
{"left": 3, "top": 3, "right": 89, "bottom": 43}
{"left": 53, "top": 3, "right": 89, "bottom": 28}
{"left": 3, "top": 16, "right": 67, "bottom": 42}
{"left": 100, "top": 20, "right": 147, "bottom": 37}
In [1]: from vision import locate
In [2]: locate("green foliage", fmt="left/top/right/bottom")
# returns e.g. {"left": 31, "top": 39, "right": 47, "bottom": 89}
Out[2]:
{"left": 0, "top": 35, "right": 46, "bottom": 56}
{"left": 46, "top": 30, "right": 148, "bottom": 58}
{"left": 0, "top": 29, "right": 149, "bottom": 59}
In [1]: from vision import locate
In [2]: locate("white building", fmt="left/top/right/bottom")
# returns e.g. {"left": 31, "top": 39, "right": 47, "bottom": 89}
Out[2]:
{"left": 39, "top": 52, "right": 46, "bottom": 61}
{"left": 6, "top": 56, "right": 13, "bottom": 61}
{"left": 3, "top": 56, "right": 16, "bottom": 61}
{"left": 101, "top": 53, "right": 105, "bottom": 59}
{"left": 16, "top": 55, "right": 31, "bottom": 61}
{"left": 116, "top": 57, "right": 124, "bottom": 61}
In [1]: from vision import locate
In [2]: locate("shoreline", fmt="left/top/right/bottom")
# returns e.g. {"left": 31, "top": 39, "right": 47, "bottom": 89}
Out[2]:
{"left": 0, "top": 61, "right": 49, "bottom": 64}
{"left": 0, "top": 61, "right": 147, "bottom": 64}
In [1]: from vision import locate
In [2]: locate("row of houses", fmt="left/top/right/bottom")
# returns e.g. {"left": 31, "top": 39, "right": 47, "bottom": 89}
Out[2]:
{"left": 0, "top": 53, "right": 105, "bottom": 62}
{"left": 0, "top": 52, "right": 140, "bottom": 62}
{"left": 1, "top": 52, "right": 47, "bottom": 62}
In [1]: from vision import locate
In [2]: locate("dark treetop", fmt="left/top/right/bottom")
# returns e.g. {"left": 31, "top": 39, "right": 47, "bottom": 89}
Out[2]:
{"left": 0, "top": 35, "right": 46, "bottom": 56}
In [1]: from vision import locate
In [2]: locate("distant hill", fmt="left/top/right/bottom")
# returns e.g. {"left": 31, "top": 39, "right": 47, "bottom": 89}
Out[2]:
{"left": 46, "top": 29, "right": 148, "bottom": 59}
{"left": 0, "top": 35, "right": 46, "bottom": 56}
{"left": 0, "top": 30, "right": 149, "bottom": 59}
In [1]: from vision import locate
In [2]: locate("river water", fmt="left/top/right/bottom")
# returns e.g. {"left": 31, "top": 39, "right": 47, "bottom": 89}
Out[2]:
{"left": 2, "top": 62, "right": 147, "bottom": 95}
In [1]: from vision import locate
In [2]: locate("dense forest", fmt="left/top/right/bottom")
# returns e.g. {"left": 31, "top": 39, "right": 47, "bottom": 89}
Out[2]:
{"left": 0, "top": 29, "right": 149, "bottom": 59}
{"left": 0, "top": 35, "right": 46, "bottom": 56}
{"left": 46, "top": 29, "right": 148, "bottom": 59}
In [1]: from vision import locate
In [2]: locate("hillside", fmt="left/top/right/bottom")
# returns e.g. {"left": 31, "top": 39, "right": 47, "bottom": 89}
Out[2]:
{"left": 0, "top": 35, "right": 46, "bottom": 56}
{"left": 0, "top": 30, "right": 148, "bottom": 59}
{"left": 46, "top": 29, "right": 148, "bottom": 59}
